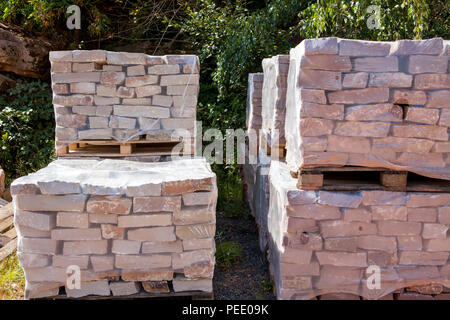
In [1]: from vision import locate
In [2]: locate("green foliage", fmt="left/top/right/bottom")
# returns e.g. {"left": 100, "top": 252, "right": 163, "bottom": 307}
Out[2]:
{"left": 298, "top": 0, "right": 449, "bottom": 41}
{"left": 216, "top": 241, "right": 243, "bottom": 269}
{"left": 0, "top": 80, "right": 55, "bottom": 185}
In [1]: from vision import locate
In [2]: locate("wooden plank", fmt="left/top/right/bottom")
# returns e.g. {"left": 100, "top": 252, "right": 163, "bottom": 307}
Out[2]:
{"left": 0, "top": 203, "right": 13, "bottom": 221}
{"left": 0, "top": 216, "right": 13, "bottom": 233}
{"left": 0, "top": 237, "right": 17, "bottom": 262}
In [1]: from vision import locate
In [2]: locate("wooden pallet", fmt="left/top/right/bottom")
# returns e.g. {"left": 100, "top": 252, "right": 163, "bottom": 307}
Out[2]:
{"left": 295, "top": 167, "right": 450, "bottom": 192}
{"left": 55, "top": 139, "right": 193, "bottom": 157}
{"left": 42, "top": 289, "right": 214, "bottom": 300}
{"left": 0, "top": 203, "right": 17, "bottom": 262}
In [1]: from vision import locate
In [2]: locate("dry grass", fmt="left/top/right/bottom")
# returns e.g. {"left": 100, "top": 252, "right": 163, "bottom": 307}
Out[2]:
{"left": 0, "top": 252, "right": 24, "bottom": 300}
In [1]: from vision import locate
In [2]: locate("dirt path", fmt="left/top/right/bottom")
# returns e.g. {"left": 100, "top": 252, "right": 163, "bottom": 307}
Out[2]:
{"left": 213, "top": 213, "right": 275, "bottom": 300}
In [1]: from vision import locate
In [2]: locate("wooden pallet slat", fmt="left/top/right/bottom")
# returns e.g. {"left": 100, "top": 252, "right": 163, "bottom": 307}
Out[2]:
{"left": 297, "top": 167, "right": 450, "bottom": 192}
{"left": 0, "top": 216, "right": 14, "bottom": 234}
{"left": 42, "top": 290, "right": 214, "bottom": 300}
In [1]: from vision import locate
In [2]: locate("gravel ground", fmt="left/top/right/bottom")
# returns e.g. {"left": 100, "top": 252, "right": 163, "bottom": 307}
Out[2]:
{"left": 213, "top": 211, "right": 275, "bottom": 300}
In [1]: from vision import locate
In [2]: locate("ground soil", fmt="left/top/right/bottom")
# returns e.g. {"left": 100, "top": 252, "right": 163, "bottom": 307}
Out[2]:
{"left": 213, "top": 212, "right": 275, "bottom": 300}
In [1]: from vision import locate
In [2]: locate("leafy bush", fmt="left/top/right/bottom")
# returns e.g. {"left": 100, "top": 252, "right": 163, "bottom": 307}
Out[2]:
{"left": 216, "top": 241, "right": 243, "bottom": 269}
{"left": 297, "top": 0, "right": 449, "bottom": 41}
{"left": 0, "top": 80, "right": 54, "bottom": 185}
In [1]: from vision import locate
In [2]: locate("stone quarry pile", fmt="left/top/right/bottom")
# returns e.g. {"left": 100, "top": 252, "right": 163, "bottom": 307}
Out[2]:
{"left": 268, "top": 160, "right": 450, "bottom": 300}
{"left": 261, "top": 55, "right": 289, "bottom": 154}
{"left": 12, "top": 159, "right": 217, "bottom": 299}
{"left": 285, "top": 37, "right": 450, "bottom": 180}
{"left": 243, "top": 37, "right": 450, "bottom": 300}
{"left": 50, "top": 50, "right": 199, "bottom": 153}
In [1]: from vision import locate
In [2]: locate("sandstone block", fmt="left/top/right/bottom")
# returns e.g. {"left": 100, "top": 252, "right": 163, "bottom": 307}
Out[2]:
{"left": 342, "top": 72, "right": 368, "bottom": 88}
{"left": 19, "top": 238, "right": 58, "bottom": 255}
{"left": 172, "top": 276, "right": 212, "bottom": 292}
{"left": 118, "top": 214, "right": 172, "bottom": 228}
{"left": 56, "top": 212, "right": 89, "bottom": 229}
{"left": 63, "top": 240, "right": 108, "bottom": 255}
{"left": 344, "top": 103, "right": 402, "bottom": 122}
{"left": 70, "top": 82, "right": 96, "bottom": 94}
{"left": 113, "top": 105, "right": 169, "bottom": 118}
{"left": 302, "top": 37, "right": 338, "bottom": 55}
{"left": 339, "top": 39, "right": 391, "bottom": 56}
{"left": 334, "top": 121, "right": 390, "bottom": 137}
{"left": 414, "top": 74, "right": 450, "bottom": 89}
{"left": 368, "top": 72, "right": 412, "bottom": 87}
{"left": 106, "top": 52, "right": 147, "bottom": 65}
{"left": 91, "top": 255, "right": 114, "bottom": 272}
{"left": 353, "top": 57, "right": 398, "bottom": 72}
{"left": 176, "top": 223, "right": 215, "bottom": 240}
{"left": 141, "top": 241, "right": 183, "bottom": 254}
{"left": 66, "top": 280, "right": 110, "bottom": 298}
{"left": 378, "top": 221, "right": 422, "bottom": 236}
{"left": 127, "top": 65, "right": 145, "bottom": 76}
{"left": 17, "top": 253, "right": 51, "bottom": 268}
{"left": 357, "top": 235, "right": 397, "bottom": 252}
{"left": 409, "top": 55, "right": 448, "bottom": 74}
{"left": 101, "top": 224, "right": 124, "bottom": 240}
{"left": 52, "top": 255, "right": 89, "bottom": 269}
{"left": 399, "top": 251, "right": 449, "bottom": 266}
{"left": 397, "top": 236, "right": 423, "bottom": 251}
{"left": 121, "top": 269, "right": 173, "bottom": 281}
{"left": 372, "top": 206, "right": 407, "bottom": 221}
{"left": 16, "top": 210, "right": 55, "bottom": 231}
{"left": 110, "top": 281, "right": 139, "bottom": 296}
{"left": 160, "top": 74, "right": 200, "bottom": 86}
{"left": 405, "top": 107, "right": 439, "bottom": 125}
{"left": 182, "top": 238, "right": 215, "bottom": 251}
{"left": 422, "top": 223, "right": 448, "bottom": 239}
{"left": 298, "top": 69, "right": 341, "bottom": 90}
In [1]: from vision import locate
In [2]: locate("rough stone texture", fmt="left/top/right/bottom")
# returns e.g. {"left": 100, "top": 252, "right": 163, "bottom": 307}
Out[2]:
{"left": 50, "top": 50, "right": 199, "bottom": 153}
{"left": 267, "top": 160, "right": 450, "bottom": 300}
{"left": 12, "top": 158, "right": 217, "bottom": 299}
{"left": 284, "top": 37, "right": 449, "bottom": 180}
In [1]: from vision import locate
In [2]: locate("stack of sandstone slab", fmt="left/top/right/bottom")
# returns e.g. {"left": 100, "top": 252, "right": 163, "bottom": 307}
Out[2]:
{"left": 242, "top": 73, "right": 272, "bottom": 251}
{"left": 12, "top": 50, "right": 217, "bottom": 299}
{"left": 50, "top": 50, "right": 199, "bottom": 157}
{"left": 246, "top": 37, "right": 450, "bottom": 300}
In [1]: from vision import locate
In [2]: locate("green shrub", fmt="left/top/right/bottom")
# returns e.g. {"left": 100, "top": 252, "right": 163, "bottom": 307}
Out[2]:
{"left": 0, "top": 80, "right": 54, "bottom": 185}
{"left": 216, "top": 241, "right": 243, "bottom": 269}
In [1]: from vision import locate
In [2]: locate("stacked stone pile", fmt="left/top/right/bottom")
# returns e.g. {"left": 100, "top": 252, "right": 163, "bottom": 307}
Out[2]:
{"left": 50, "top": 50, "right": 199, "bottom": 154}
{"left": 285, "top": 37, "right": 450, "bottom": 180}
{"left": 261, "top": 55, "right": 289, "bottom": 155}
{"left": 12, "top": 159, "right": 217, "bottom": 299}
{"left": 244, "top": 37, "right": 450, "bottom": 300}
